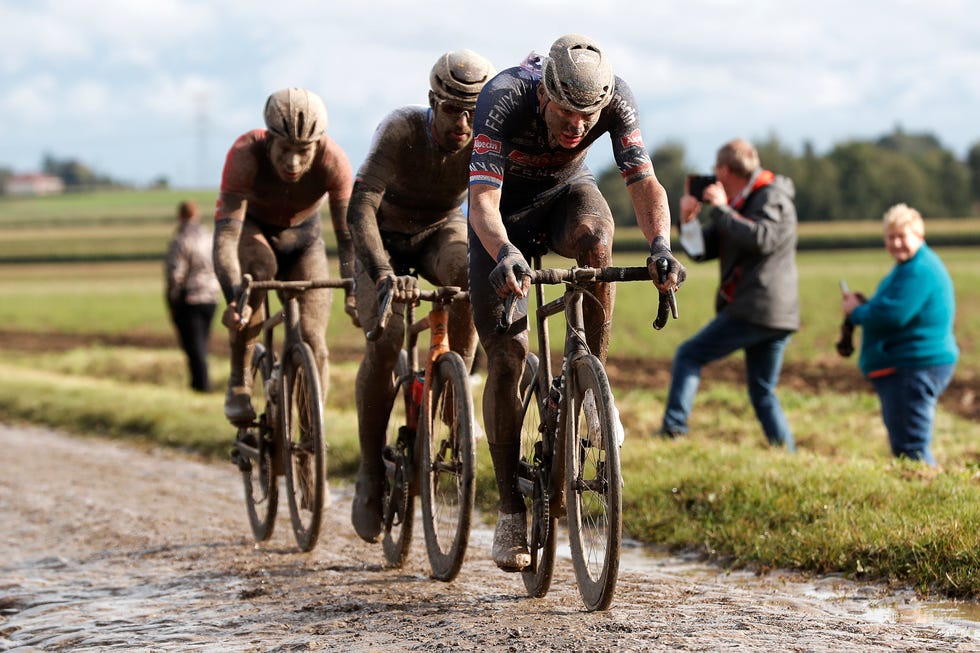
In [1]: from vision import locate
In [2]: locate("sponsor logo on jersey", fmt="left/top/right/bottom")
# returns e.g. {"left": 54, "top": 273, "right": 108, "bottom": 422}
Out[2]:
{"left": 473, "top": 134, "right": 502, "bottom": 155}
{"left": 509, "top": 149, "right": 577, "bottom": 168}
{"left": 621, "top": 129, "right": 644, "bottom": 149}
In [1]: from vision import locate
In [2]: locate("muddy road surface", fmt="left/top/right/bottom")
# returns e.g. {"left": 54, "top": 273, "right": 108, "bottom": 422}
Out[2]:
{"left": 1, "top": 423, "right": 977, "bottom": 652}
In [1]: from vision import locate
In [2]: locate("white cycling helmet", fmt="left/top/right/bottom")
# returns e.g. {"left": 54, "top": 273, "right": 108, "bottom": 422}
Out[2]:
{"left": 541, "top": 34, "right": 615, "bottom": 113}
{"left": 263, "top": 88, "right": 328, "bottom": 143}
{"left": 429, "top": 50, "right": 496, "bottom": 109}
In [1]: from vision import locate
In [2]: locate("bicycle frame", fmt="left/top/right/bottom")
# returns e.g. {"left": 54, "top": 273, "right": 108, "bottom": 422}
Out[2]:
{"left": 373, "top": 284, "right": 475, "bottom": 578}
{"left": 391, "top": 287, "right": 468, "bottom": 461}
{"left": 510, "top": 257, "right": 676, "bottom": 610}
{"left": 232, "top": 274, "right": 353, "bottom": 551}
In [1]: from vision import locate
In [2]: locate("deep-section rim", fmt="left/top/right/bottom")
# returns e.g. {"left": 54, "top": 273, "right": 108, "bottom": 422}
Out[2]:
{"left": 382, "top": 349, "right": 415, "bottom": 567}
{"left": 519, "top": 353, "right": 558, "bottom": 598}
{"left": 241, "top": 343, "right": 278, "bottom": 541}
{"left": 420, "top": 351, "right": 476, "bottom": 581}
{"left": 565, "top": 354, "right": 622, "bottom": 612}
{"left": 282, "top": 340, "right": 326, "bottom": 552}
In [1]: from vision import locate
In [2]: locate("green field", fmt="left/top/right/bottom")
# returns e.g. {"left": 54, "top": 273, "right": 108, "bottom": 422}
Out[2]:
{"left": 1, "top": 190, "right": 978, "bottom": 600}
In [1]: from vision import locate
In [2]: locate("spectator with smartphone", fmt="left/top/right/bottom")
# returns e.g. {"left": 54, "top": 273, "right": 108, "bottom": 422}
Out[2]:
{"left": 842, "top": 203, "right": 958, "bottom": 465}
{"left": 660, "top": 138, "right": 798, "bottom": 449}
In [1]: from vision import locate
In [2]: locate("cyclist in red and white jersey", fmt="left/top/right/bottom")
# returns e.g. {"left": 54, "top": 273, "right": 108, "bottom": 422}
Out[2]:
{"left": 213, "top": 88, "right": 354, "bottom": 425}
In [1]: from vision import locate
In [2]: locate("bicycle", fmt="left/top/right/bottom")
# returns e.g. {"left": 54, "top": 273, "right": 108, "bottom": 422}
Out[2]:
{"left": 230, "top": 273, "right": 353, "bottom": 552}
{"left": 500, "top": 256, "right": 677, "bottom": 612}
{"left": 368, "top": 282, "right": 477, "bottom": 581}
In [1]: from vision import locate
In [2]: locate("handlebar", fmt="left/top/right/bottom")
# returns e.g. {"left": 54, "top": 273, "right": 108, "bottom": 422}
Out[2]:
{"left": 366, "top": 284, "right": 469, "bottom": 342}
{"left": 235, "top": 274, "right": 355, "bottom": 328}
{"left": 495, "top": 263, "right": 679, "bottom": 333}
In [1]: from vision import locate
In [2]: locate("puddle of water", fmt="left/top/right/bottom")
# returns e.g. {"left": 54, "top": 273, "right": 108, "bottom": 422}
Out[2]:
{"left": 617, "top": 539, "right": 980, "bottom": 637}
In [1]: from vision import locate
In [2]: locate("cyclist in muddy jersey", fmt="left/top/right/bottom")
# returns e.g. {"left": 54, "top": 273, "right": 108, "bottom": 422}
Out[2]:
{"left": 213, "top": 87, "right": 354, "bottom": 425}
{"left": 346, "top": 50, "right": 495, "bottom": 543}
{"left": 467, "top": 34, "right": 686, "bottom": 571}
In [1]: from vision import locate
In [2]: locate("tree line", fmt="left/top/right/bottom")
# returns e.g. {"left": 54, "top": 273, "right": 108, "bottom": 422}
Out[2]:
{"left": 4, "top": 129, "right": 979, "bottom": 218}
{"left": 599, "top": 127, "right": 980, "bottom": 224}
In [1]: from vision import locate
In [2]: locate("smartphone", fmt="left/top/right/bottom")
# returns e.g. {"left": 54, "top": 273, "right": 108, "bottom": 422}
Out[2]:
{"left": 839, "top": 280, "right": 849, "bottom": 293}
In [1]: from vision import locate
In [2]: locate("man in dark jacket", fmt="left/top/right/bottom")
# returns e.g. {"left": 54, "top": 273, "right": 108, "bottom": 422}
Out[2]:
{"left": 660, "top": 138, "right": 798, "bottom": 449}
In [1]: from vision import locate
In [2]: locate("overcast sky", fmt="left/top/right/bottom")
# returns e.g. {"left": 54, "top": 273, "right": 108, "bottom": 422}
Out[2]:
{"left": 2, "top": 0, "right": 978, "bottom": 189}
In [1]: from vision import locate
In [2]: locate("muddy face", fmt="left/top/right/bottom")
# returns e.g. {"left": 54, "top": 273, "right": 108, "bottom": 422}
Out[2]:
{"left": 268, "top": 137, "right": 318, "bottom": 182}
{"left": 537, "top": 84, "right": 599, "bottom": 150}
{"left": 430, "top": 99, "right": 474, "bottom": 153}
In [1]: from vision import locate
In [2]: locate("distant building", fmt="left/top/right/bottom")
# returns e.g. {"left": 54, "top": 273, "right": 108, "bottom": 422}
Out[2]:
{"left": 6, "top": 174, "right": 65, "bottom": 196}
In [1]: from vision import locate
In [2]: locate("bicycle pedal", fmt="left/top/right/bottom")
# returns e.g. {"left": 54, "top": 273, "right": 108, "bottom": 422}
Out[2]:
{"left": 230, "top": 447, "right": 252, "bottom": 473}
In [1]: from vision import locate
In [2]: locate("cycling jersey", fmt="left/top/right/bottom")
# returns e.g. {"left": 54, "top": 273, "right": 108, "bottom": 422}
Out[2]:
{"left": 349, "top": 106, "right": 472, "bottom": 281}
{"left": 217, "top": 129, "right": 352, "bottom": 228}
{"left": 468, "top": 57, "right": 653, "bottom": 214}
{"left": 354, "top": 106, "right": 471, "bottom": 230}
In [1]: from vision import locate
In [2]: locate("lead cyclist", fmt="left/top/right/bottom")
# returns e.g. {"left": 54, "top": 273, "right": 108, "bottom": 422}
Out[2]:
{"left": 466, "top": 34, "right": 686, "bottom": 572}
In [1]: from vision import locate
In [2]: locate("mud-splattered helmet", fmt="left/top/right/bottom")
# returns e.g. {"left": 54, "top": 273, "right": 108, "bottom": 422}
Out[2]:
{"left": 429, "top": 50, "right": 496, "bottom": 109}
{"left": 263, "top": 88, "right": 328, "bottom": 143}
{"left": 541, "top": 34, "right": 615, "bottom": 113}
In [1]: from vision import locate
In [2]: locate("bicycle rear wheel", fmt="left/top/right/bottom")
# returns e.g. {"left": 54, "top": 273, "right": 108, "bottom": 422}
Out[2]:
{"left": 565, "top": 354, "right": 622, "bottom": 612}
{"left": 420, "top": 351, "right": 476, "bottom": 581}
{"left": 382, "top": 350, "right": 415, "bottom": 567}
{"left": 281, "top": 341, "right": 326, "bottom": 552}
{"left": 238, "top": 343, "right": 278, "bottom": 542}
{"left": 519, "top": 353, "right": 558, "bottom": 598}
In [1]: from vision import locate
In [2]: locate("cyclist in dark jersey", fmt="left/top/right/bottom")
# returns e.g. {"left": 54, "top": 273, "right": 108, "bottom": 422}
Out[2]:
{"left": 213, "top": 87, "right": 355, "bottom": 425}
{"left": 467, "top": 34, "right": 686, "bottom": 571}
{"left": 346, "top": 50, "right": 495, "bottom": 543}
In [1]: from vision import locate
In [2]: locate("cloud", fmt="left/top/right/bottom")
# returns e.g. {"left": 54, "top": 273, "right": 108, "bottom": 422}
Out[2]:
{"left": 1, "top": 0, "right": 978, "bottom": 184}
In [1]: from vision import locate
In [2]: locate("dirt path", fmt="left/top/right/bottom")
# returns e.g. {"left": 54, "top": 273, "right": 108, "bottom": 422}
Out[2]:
{"left": 1, "top": 423, "right": 977, "bottom": 652}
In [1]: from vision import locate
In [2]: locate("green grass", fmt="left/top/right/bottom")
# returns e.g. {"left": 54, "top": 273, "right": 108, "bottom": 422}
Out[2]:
{"left": 0, "top": 188, "right": 218, "bottom": 226}
{"left": 4, "top": 246, "right": 974, "bottom": 372}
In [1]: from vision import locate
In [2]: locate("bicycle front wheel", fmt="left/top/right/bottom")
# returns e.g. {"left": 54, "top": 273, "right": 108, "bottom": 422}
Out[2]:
{"left": 565, "top": 354, "right": 622, "bottom": 612}
{"left": 281, "top": 341, "right": 326, "bottom": 552}
{"left": 420, "top": 351, "right": 476, "bottom": 582}
{"left": 239, "top": 343, "right": 278, "bottom": 542}
{"left": 382, "top": 350, "right": 415, "bottom": 567}
{"left": 519, "top": 353, "right": 558, "bottom": 599}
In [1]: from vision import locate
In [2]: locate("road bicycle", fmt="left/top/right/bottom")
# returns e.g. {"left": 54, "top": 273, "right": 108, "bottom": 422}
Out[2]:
{"left": 501, "top": 256, "right": 677, "bottom": 611}
{"left": 230, "top": 273, "right": 353, "bottom": 552}
{"left": 369, "top": 283, "right": 477, "bottom": 581}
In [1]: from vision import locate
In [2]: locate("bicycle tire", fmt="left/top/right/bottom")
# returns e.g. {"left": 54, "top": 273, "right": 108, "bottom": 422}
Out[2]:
{"left": 382, "top": 350, "right": 415, "bottom": 567}
{"left": 240, "top": 343, "right": 278, "bottom": 542}
{"left": 281, "top": 340, "right": 326, "bottom": 552}
{"left": 419, "top": 351, "right": 476, "bottom": 582}
{"left": 565, "top": 354, "right": 622, "bottom": 612}
{"left": 519, "top": 353, "right": 558, "bottom": 598}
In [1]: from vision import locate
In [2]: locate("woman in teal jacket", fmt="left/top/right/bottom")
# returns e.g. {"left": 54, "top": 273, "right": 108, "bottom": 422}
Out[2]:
{"left": 842, "top": 204, "right": 958, "bottom": 465}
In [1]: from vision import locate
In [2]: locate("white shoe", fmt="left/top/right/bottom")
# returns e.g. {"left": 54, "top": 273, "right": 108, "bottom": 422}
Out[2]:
{"left": 583, "top": 392, "right": 625, "bottom": 449}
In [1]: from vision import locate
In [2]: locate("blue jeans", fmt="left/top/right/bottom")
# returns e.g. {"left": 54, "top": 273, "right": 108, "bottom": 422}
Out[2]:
{"left": 870, "top": 364, "right": 955, "bottom": 466}
{"left": 662, "top": 312, "right": 795, "bottom": 450}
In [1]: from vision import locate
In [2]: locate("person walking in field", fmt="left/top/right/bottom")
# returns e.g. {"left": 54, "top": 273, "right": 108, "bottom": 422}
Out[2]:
{"left": 213, "top": 88, "right": 355, "bottom": 426}
{"left": 346, "top": 49, "right": 495, "bottom": 543}
{"left": 165, "top": 199, "right": 220, "bottom": 392}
